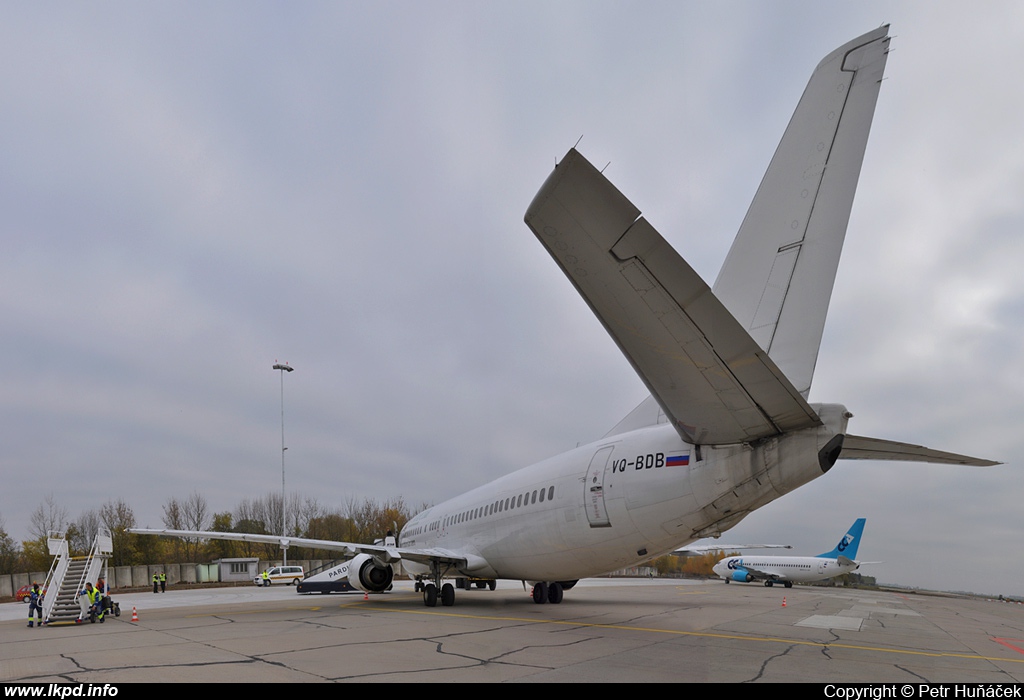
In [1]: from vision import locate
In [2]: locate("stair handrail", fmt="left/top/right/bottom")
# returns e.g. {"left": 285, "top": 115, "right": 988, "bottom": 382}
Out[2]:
{"left": 40, "top": 530, "right": 68, "bottom": 621}
{"left": 84, "top": 527, "right": 112, "bottom": 594}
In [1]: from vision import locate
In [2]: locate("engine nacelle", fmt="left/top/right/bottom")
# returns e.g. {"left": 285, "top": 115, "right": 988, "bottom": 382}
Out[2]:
{"left": 347, "top": 553, "right": 394, "bottom": 593}
{"left": 732, "top": 569, "right": 753, "bottom": 583}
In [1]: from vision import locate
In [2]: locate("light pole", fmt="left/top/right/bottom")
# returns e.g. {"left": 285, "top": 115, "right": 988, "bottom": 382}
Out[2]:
{"left": 273, "top": 362, "right": 293, "bottom": 565}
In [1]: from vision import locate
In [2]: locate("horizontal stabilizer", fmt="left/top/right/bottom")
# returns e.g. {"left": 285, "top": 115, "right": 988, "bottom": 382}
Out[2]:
{"left": 840, "top": 435, "right": 1000, "bottom": 466}
{"left": 525, "top": 149, "right": 820, "bottom": 445}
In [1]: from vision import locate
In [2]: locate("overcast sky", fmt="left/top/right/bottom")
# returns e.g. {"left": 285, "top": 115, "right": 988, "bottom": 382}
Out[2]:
{"left": 2, "top": 2, "right": 1022, "bottom": 597}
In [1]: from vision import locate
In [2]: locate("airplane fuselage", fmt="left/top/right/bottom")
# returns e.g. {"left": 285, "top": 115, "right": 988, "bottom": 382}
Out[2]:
{"left": 713, "top": 555, "right": 858, "bottom": 584}
{"left": 400, "top": 403, "right": 850, "bottom": 583}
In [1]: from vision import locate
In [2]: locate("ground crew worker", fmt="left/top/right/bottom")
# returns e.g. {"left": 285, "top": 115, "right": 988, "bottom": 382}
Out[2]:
{"left": 261, "top": 570, "right": 270, "bottom": 587}
{"left": 159, "top": 571, "right": 166, "bottom": 592}
{"left": 27, "top": 583, "right": 44, "bottom": 628}
{"left": 152, "top": 572, "right": 159, "bottom": 594}
{"left": 96, "top": 577, "right": 110, "bottom": 615}
{"left": 80, "top": 582, "right": 103, "bottom": 622}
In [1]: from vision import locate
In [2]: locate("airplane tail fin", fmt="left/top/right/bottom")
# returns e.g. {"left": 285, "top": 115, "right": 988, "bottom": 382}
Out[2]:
{"left": 816, "top": 517, "right": 866, "bottom": 560}
{"left": 713, "top": 27, "right": 890, "bottom": 398}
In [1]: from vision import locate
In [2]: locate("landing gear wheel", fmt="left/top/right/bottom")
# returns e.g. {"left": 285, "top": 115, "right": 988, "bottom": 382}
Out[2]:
{"left": 784, "top": 581, "right": 793, "bottom": 589}
{"left": 423, "top": 583, "right": 438, "bottom": 607}
{"left": 547, "top": 582, "right": 563, "bottom": 604}
{"left": 724, "top": 578, "right": 730, "bottom": 584}
{"left": 488, "top": 580, "right": 496, "bottom": 591}
{"left": 764, "top": 580, "right": 774, "bottom": 587}
{"left": 532, "top": 582, "right": 548, "bottom": 604}
{"left": 441, "top": 583, "right": 455, "bottom": 607}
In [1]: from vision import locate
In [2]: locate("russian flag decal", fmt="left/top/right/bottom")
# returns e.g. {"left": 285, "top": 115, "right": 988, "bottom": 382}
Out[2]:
{"left": 665, "top": 453, "right": 690, "bottom": 467}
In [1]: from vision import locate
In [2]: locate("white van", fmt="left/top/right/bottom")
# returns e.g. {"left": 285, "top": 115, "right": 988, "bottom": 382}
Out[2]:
{"left": 254, "top": 565, "right": 305, "bottom": 586}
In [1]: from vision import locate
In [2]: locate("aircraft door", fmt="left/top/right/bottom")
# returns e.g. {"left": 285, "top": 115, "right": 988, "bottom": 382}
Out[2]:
{"left": 585, "top": 446, "right": 614, "bottom": 528}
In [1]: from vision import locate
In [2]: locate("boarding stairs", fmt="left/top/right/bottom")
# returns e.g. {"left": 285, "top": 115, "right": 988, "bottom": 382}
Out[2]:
{"left": 42, "top": 528, "right": 113, "bottom": 625}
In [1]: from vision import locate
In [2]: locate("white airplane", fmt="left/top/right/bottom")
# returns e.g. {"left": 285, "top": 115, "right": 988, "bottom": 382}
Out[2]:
{"left": 712, "top": 518, "right": 868, "bottom": 588}
{"left": 132, "top": 26, "right": 997, "bottom": 608}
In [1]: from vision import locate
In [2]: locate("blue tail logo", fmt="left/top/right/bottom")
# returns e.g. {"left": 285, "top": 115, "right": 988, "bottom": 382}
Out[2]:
{"left": 817, "top": 518, "right": 866, "bottom": 559}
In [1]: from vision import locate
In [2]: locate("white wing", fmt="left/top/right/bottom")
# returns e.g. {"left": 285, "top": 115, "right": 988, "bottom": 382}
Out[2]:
{"left": 130, "top": 528, "right": 468, "bottom": 569}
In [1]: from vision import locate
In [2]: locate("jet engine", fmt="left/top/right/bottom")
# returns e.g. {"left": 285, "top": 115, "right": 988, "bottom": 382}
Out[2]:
{"left": 347, "top": 553, "right": 394, "bottom": 593}
{"left": 731, "top": 569, "right": 753, "bottom": 583}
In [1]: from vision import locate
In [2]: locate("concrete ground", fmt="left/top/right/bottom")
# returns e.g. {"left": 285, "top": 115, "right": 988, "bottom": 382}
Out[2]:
{"left": 2, "top": 578, "right": 1024, "bottom": 683}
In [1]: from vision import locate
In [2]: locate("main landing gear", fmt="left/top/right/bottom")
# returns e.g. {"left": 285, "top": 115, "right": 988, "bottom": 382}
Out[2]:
{"left": 415, "top": 574, "right": 497, "bottom": 607}
{"left": 422, "top": 582, "right": 455, "bottom": 607}
{"left": 530, "top": 581, "right": 564, "bottom": 604}
{"left": 419, "top": 560, "right": 458, "bottom": 608}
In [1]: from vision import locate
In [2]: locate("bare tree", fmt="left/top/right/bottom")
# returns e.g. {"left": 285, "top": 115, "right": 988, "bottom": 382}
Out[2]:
{"left": 69, "top": 509, "right": 101, "bottom": 555}
{"left": 162, "top": 498, "right": 183, "bottom": 529}
{"left": 286, "top": 495, "right": 325, "bottom": 558}
{"left": 161, "top": 496, "right": 186, "bottom": 562}
{"left": 99, "top": 499, "right": 137, "bottom": 567}
{"left": 28, "top": 494, "right": 69, "bottom": 542}
{"left": 290, "top": 494, "right": 322, "bottom": 537}
{"left": 183, "top": 491, "right": 210, "bottom": 532}
{"left": 344, "top": 496, "right": 415, "bottom": 543}
{"left": 161, "top": 492, "right": 210, "bottom": 562}
{"left": 181, "top": 491, "right": 209, "bottom": 561}
{"left": 233, "top": 497, "right": 269, "bottom": 559}
{"left": 0, "top": 515, "right": 21, "bottom": 575}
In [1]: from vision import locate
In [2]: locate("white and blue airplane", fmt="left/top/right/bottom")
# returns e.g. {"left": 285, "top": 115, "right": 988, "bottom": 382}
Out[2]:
{"left": 713, "top": 518, "right": 868, "bottom": 588}
{"left": 133, "top": 26, "right": 997, "bottom": 608}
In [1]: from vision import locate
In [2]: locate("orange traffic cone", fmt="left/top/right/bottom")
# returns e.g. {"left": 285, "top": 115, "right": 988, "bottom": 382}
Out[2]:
{"left": 131, "top": 606, "right": 139, "bottom": 621}
{"left": 781, "top": 597, "right": 787, "bottom": 608}
{"left": 363, "top": 591, "right": 369, "bottom": 601}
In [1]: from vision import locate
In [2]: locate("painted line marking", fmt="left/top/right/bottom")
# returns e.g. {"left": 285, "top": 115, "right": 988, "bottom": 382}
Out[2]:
{"left": 179, "top": 592, "right": 1024, "bottom": 666}
{"left": 993, "top": 638, "right": 1024, "bottom": 655}
{"left": 340, "top": 603, "right": 1024, "bottom": 665}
